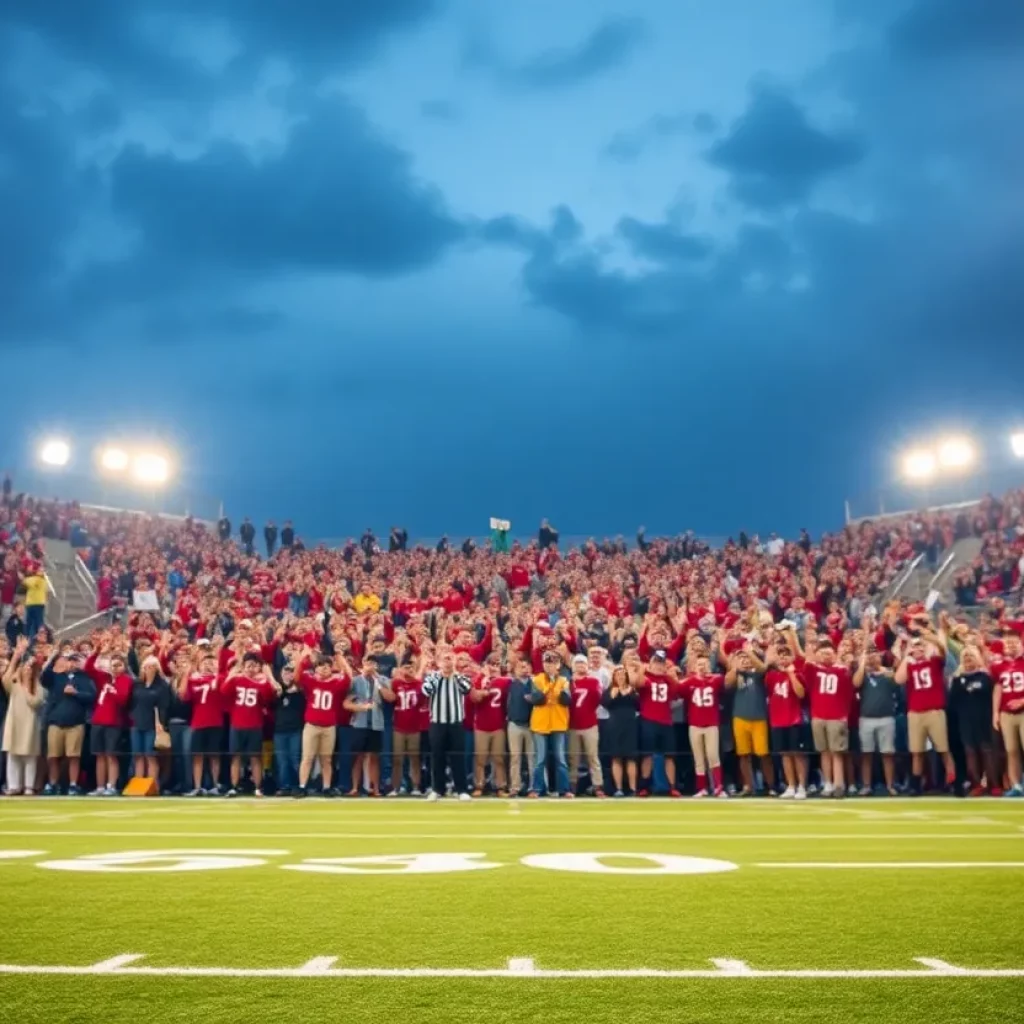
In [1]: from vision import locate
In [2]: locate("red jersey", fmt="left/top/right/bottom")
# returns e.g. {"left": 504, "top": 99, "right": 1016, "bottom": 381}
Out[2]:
{"left": 183, "top": 673, "right": 224, "bottom": 730}
{"left": 904, "top": 656, "right": 946, "bottom": 713}
{"left": 991, "top": 657, "right": 1024, "bottom": 713}
{"left": 681, "top": 674, "right": 723, "bottom": 729}
{"left": 569, "top": 676, "right": 603, "bottom": 731}
{"left": 639, "top": 671, "right": 677, "bottom": 725}
{"left": 391, "top": 678, "right": 424, "bottom": 734}
{"left": 91, "top": 673, "right": 132, "bottom": 728}
{"left": 472, "top": 677, "right": 508, "bottom": 732}
{"left": 765, "top": 669, "right": 803, "bottom": 728}
{"left": 298, "top": 673, "right": 346, "bottom": 728}
{"left": 802, "top": 661, "right": 853, "bottom": 721}
{"left": 221, "top": 675, "right": 275, "bottom": 730}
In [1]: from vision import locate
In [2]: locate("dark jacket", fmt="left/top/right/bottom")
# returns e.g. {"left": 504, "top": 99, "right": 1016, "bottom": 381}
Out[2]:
{"left": 41, "top": 667, "right": 96, "bottom": 728}
{"left": 504, "top": 676, "right": 534, "bottom": 727}
{"left": 129, "top": 676, "right": 172, "bottom": 731}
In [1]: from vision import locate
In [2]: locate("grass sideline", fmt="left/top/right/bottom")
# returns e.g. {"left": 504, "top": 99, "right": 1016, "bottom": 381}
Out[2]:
{"left": 1, "top": 798, "right": 1023, "bottom": 1022}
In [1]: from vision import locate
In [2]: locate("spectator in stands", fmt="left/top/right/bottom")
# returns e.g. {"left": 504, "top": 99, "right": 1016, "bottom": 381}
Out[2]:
{"left": 264, "top": 521, "right": 278, "bottom": 558}
{"left": 130, "top": 656, "right": 172, "bottom": 782}
{"left": 948, "top": 646, "right": 996, "bottom": 796}
{"left": 21, "top": 567, "right": 47, "bottom": 640}
{"left": 1, "top": 638, "right": 44, "bottom": 794}
{"left": 239, "top": 517, "right": 256, "bottom": 557}
{"left": 538, "top": 519, "right": 559, "bottom": 550}
{"left": 280, "top": 520, "right": 295, "bottom": 550}
{"left": 83, "top": 640, "right": 132, "bottom": 795}
{"left": 345, "top": 658, "right": 386, "bottom": 796}
{"left": 602, "top": 664, "right": 639, "bottom": 796}
{"left": 529, "top": 650, "right": 572, "bottom": 798}
{"left": 568, "top": 653, "right": 604, "bottom": 797}
{"left": 217, "top": 514, "right": 231, "bottom": 543}
{"left": 854, "top": 647, "right": 898, "bottom": 796}
{"left": 724, "top": 647, "right": 775, "bottom": 797}
{"left": 40, "top": 648, "right": 96, "bottom": 795}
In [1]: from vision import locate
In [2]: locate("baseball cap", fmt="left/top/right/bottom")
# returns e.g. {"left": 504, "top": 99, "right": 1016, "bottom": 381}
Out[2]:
{"left": 196, "top": 638, "right": 211, "bottom": 647}
{"left": 571, "top": 654, "right": 587, "bottom": 666}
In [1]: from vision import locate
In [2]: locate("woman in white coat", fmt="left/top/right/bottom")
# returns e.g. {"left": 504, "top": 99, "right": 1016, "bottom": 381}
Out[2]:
{"left": 2, "top": 637, "right": 45, "bottom": 794}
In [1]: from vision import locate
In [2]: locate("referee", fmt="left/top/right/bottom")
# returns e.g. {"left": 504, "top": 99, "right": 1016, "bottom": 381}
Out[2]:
{"left": 422, "top": 650, "right": 472, "bottom": 801}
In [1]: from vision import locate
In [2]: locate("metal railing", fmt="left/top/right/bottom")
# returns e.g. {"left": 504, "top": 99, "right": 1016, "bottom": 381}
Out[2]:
{"left": 73, "top": 552, "right": 98, "bottom": 601}
{"left": 883, "top": 553, "right": 923, "bottom": 603}
{"left": 928, "top": 549, "right": 959, "bottom": 593}
{"left": 54, "top": 608, "right": 118, "bottom": 639}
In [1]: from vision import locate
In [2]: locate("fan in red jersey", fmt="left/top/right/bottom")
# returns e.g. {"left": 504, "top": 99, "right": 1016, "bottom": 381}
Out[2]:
{"left": 295, "top": 654, "right": 347, "bottom": 797}
{"left": 83, "top": 643, "right": 132, "bottom": 796}
{"left": 894, "top": 634, "right": 956, "bottom": 793}
{"left": 381, "top": 660, "right": 426, "bottom": 796}
{"left": 988, "top": 629, "right": 1024, "bottom": 795}
{"left": 636, "top": 650, "right": 681, "bottom": 797}
{"left": 799, "top": 635, "right": 855, "bottom": 798}
{"left": 766, "top": 639, "right": 807, "bottom": 799}
{"left": 220, "top": 653, "right": 279, "bottom": 797}
{"left": 567, "top": 654, "right": 605, "bottom": 797}
{"left": 179, "top": 648, "right": 224, "bottom": 795}
{"left": 680, "top": 656, "right": 725, "bottom": 798}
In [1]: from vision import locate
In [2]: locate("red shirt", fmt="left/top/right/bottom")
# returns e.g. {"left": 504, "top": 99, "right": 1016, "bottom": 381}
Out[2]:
{"left": 802, "top": 661, "right": 853, "bottom": 721}
{"left": 183, "top": 673, "right": 223, "bottom": 730}
{"left": 298, "top": 673, "right": 346, "bottom": 728}
{"left": 89, "top": 670, "right": 132, "bottom": 728}
{"left": 765, "top": 669, "right": 803, "bottom": 728}
{"left": 221, "top": 675, "right": 275, "bottom": 730}
{"left": 639, "top": 671, "right": 677, "bottom": 725}
{"left": 391, "top": 677, "right": 424, "bottom": 734}
{"left": 991, "top": 657, "right": 1024, "bottom": 713}
{"left": 569, "top": 676, "right": 603, "bottom": 731}
{"left": 681, "top": 674, "right": 723, "bottom": 729}
{"left": 472, "top": 677, "right": 508, "bottom": 732}
{"left": 904, "top": 656, "right": 946, "bottom": 713}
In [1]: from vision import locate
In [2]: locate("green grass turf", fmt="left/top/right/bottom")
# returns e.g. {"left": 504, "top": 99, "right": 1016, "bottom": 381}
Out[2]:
{"left": 1, "top": 797, "right": 1023, "bottom": 1022}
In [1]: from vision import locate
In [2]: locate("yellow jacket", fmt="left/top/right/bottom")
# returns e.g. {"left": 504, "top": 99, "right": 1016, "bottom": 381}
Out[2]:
{"left": 529, "top": 673, "right": 570, "bottom": 734}
{"left": 352, "top": 592, "right": 381, "bottom": 614}
{"left": 23, "top": 575, "right": 47, "bottom": 607}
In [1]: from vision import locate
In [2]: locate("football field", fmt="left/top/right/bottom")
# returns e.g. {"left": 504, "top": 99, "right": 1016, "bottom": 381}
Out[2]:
{"left": 1, "top": 797, "right": 1023, "bottom": 1023}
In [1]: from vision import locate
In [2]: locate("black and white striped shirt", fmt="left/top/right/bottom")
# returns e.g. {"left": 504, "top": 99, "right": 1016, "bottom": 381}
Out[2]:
{"left": 421, "top": 672, "right": 472, "bottom": 724}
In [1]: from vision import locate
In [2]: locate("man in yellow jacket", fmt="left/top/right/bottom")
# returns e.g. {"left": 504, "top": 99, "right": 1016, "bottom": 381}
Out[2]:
{"left": 528, "top": 650, "right": 573, "bottom": 798}
{"left": 22, "top": 569, "right": 48, "bottom": 640}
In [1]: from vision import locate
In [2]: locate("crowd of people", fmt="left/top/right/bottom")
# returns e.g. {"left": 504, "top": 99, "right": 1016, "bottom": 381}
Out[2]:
{"left": 1, "top": 481, "right": 1024, "bottom": 799}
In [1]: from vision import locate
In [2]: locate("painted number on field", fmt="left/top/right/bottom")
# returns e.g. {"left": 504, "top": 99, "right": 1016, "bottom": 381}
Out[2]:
{"left": 520, "top": 853, "right": 739, "bottom": 876}
{"left": 37, "top": 849, "right": 289, "bottom": 873}
{"left": 283, "top": 853, "right": 502, "bottom": 875}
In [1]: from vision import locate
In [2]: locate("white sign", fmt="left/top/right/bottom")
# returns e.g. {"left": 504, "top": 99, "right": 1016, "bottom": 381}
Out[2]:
{"left": 490, "top": 518, "right": 511, "bottom": 531}
{"left": 132, "top": 590, "right": 160, "bottom": 612}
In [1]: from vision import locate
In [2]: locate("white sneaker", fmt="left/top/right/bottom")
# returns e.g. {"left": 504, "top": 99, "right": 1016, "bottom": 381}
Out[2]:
{"left": 795, "top": 786, "right": 807, "bottom": 800}
{"left": 780, "top": 786, "right": 796, "bottom": 800}
{"left": 692, "top": 790, "right": 707, "bottom": 799}
{"left": 458, "top": 792, "right": 472, "bottom": 802}
{"left": 88, "top": 788, "right": 105, "bottom": 797}
{"left": 410, "top": 790, "right": 423, "bottom": 798}
{"left": 387, "top": 790, "right": 399, "bottom": 798}
{"left": 715, "top": 788, "right": 728, "bottom": 799}
{"left": 254, "top": 789, "right": 264, "bottom": 798}
{"left": 426, "top": 791, "right": 439, "bottom": 802}
{"left": 822, "top": 784, "right": 834, "bottom": 798}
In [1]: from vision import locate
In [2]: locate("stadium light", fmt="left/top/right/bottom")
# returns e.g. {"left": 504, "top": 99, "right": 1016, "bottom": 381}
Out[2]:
{"left": 131, "top": 452, "right": 171, "bottom": 486}
{"left": 1012, "top": 432, "right": 1024, "bottom": 459}
{"left": 901, "top": 448, "right": 937, "bottom": 482}
{"left": 99, "top": 446, "right": 130, "bottom": 473}
{"left": 936, "top": 436, "right": 976, "bottom": 472}
{"left": 39, "top": 439, "right": 71, "bottom": 467}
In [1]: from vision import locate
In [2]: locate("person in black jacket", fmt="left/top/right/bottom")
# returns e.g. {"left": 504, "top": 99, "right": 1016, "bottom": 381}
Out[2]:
{"left": 264, "top": 521, "right": 278, "bottom": 558}
{"left": 274, "top": 663, "right": 305, "bottom": 794}
{"left": 239, "top": 518, "right": 256, "bottom": 556}
{"left": 129, "top": 656, "right": 172, "bottom": 781}
{"left": 217, "top": 515, "right": 231, "bottom": 543}
{"left": 280, "top": 521, "right": 295, "bottom": 550}
{"left": 41, "top": 650, "right": 96, "bottom": 795}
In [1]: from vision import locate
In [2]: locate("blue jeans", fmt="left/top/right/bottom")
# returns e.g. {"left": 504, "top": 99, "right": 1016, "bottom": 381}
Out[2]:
{"left": 168, "top": 723, "right": 191, "bottom": 793}
{"left": 334, "top": 726, "right": 353, "bottom": 790}
{"left": 531, "top": 731, "right": 570, "bottom": 795}
{"left": 275, "top": 731, "right": 301, "bottom": 790}
{"left": 130, "top": 728, "right": 156, "bottom": 757}
{"left": 25, "top": 604, "right": 45, "bottom": 640}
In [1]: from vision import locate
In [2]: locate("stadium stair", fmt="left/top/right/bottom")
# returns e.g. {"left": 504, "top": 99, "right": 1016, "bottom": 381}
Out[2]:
{"left": 42, "top": 539, "right": 101, "bottom": 637}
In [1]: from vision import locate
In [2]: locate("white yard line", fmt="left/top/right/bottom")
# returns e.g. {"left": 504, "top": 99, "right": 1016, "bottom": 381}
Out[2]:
{"left": 0, "top": 955, "right": 1019, "bottom": 979}
{"left": 756, "top": 861, "right": 1024, "bottom": 869}
{"left": 0, "top": 829, "right": 1020, "bottom": 840}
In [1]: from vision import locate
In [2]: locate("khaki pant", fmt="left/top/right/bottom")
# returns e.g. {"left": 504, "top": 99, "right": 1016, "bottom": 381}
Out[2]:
{"left": 474, "top": 729, "right": 507, "bottom": 790}
{"left": 811, "top": 718, "right": 849, "bottom": 754}
{"left": 908, "top": 709, "right": 948, "bottom": 754}
{"left": 688, "top": 725, "right": 721, "bottom": 774}
{"left": 393, "top": 730, "right": 421, "bottom": 761}
{"left": 1000, "top": 712, "right": 1024, "bottom": 755}
{"left": 47, "top": 724, "right": 84, "bottom": 759}
{"left": 507, "top": 722, "right": 535, "bottom": 792}
{"left": 301, "top": 724, "right": 336, "bottom": 760}
{"left": 568, "top": 726, "right": 603, "bottom": 789}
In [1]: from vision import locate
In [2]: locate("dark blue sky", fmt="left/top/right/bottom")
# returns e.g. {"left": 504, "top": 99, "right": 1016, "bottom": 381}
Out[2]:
{"left": 2, "top": 0, "right": 1022, "bottom": 543}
